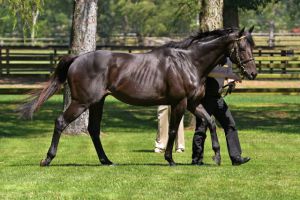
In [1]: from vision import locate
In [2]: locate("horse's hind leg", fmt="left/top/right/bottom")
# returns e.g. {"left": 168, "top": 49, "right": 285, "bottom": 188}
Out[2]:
{"left": 40, "top": 100, "right": 87, "bottom": 166}
{"left": 208, "top": 117, "right": 221, "bottom": 165}
{"left": 88, "top": 98, "right": 113, "bottom": 165}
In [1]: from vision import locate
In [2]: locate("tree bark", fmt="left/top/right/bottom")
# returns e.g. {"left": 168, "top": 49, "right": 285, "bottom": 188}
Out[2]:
{"left": 223, "top": 2, "right": 239, "bottom": 28}
{"left": 31, "top": 9, "right": 39, "bottom": 44}
{"left": 63, "top": 0, "right": 98, "bottom": 134}
{"left": 199, "top": 0, "right": 224, "bottom": 31}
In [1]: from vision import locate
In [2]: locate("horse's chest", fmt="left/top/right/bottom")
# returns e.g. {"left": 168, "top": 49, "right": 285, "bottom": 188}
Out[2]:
{"left": 187, "top": 80, "right": 206, "bottom": 102}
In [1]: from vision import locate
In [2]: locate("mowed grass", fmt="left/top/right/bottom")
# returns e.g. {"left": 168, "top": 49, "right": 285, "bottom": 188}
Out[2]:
{"left": 0, "top": 94, "right": 299, "bottom": 200}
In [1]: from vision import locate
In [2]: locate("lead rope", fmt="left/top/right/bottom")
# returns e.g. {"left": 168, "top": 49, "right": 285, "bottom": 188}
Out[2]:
{"left": 221, "top": 81, "right": 235, "bottom": 98}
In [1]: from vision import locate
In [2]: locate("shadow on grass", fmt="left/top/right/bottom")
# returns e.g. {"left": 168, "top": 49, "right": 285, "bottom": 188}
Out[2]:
{"left": 230, "top": 104, "right": 300, "bottom": 134}
{"left": 1, "top": 95, "right": 299, "bottom": 138}
{"left": 132, "top": 149, "right": 155, "bottom": 153}
{"left": 10, "top": 162, "right": 215, "bottom": 167}
{"left": 0, "top": 97, "right": 157, "bottom": 138}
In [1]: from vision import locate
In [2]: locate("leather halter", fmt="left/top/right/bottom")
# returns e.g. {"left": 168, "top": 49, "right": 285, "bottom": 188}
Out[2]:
{"left": 229, "top": 35, "right": 255, "bottom": 76}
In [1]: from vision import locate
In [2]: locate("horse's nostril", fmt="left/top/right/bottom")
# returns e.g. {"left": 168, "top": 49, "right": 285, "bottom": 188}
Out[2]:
{"left": 251, "top": 72, "right": 257, "bottom": 80}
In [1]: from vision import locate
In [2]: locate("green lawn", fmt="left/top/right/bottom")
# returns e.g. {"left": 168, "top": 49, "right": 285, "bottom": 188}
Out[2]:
{"left": 0, "top": 94, "right": 299, "bottom": 200}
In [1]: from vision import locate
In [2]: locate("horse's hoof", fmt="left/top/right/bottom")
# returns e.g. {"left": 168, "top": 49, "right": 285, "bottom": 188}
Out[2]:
{"left": 103, "top": 162, "right": 115, "bottom": 166}
{"left": 212, "top": 155, "right": 221, "bottom": 166}
{"left": 40, "top": 159, "right": 50, "bottom": 167}
{"left": 168, "top": 161, "right": 176, "bottom": 167}
{"left": 100, "top": 159, "right": 114, "bottom": 166}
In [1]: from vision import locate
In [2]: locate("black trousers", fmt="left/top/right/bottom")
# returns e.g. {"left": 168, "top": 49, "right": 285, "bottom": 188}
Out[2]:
{"left": 192, "top": 95, "right": 242, "bottom": 163}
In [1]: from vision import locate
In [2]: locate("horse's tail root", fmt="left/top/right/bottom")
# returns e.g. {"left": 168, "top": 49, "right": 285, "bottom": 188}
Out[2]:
{"left": 18, "top": 55, "right": 78, "bottom": 119}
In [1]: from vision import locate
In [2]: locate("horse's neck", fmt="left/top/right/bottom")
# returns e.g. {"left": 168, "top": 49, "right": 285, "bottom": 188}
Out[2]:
{"left": 191, "top": 38, "right": 232, "bottom": 77}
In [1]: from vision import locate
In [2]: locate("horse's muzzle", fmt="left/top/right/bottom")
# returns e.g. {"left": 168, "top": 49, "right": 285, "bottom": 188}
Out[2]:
{"left": 251, "top": 72, "right": 257, "bottom": 80}
{"left": 243, "top": 71, "right": 257, "bottom": 80}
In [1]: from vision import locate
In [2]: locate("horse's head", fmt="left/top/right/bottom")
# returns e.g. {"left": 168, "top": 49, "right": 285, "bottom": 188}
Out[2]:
{"left": 228, "top": 26, "right": 257, "bottom": 80}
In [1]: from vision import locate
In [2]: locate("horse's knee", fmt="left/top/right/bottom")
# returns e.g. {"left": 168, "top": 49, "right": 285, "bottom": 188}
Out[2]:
{"left": 168, "top": 130, "right": 177, "bottom": 140}
{"left": 208, "top": 118, "right": 216, "bottom": 131}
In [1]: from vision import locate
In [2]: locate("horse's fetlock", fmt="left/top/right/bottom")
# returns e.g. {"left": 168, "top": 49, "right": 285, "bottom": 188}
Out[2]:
{"left": 47, "top": 152, "right": 55, "bottom": 160}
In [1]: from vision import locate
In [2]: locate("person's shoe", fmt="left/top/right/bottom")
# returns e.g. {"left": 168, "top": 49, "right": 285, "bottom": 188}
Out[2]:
{"left": 231, "top": 156, "right": 251, "bottom": 166}
{"left": 175, "top": 148, "right": 184, "bottom": 153}
{"left": 154, "top": 147, "right": 165, "bottom": 153}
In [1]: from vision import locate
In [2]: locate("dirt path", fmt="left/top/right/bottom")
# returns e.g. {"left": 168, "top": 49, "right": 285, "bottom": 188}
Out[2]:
{"left": 236, "top": 80, "right": 300, "bottom": 88}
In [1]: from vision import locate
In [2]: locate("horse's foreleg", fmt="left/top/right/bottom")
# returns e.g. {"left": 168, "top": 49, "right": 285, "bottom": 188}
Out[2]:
{"left": 208, "top": 117, "right": 221, "bottom": 165}
{"left": 88, "top": 98, "right": 113, "bottom": 165}
{"left": 164, "top": 99, "right": 187, "bottom": 166}
{"left": 40, "top": 101, "right": 87, "bottom": 166}
{"left": 188, "top": 104, "right": 221, "bottom": 165}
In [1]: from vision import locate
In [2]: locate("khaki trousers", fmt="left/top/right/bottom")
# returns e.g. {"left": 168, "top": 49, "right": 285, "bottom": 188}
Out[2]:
{"left": 155, "top": 105, "right": 185, "bottom": 150}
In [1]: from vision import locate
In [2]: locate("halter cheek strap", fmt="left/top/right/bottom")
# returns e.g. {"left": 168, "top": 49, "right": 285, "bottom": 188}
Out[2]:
{"left": 229, "top": 36, "right": 254, "bottom": 75}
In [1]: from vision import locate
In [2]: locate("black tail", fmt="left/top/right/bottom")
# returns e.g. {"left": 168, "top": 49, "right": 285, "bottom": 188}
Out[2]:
{"left": 19, "top": 55, "right": 78, "bottom": 119}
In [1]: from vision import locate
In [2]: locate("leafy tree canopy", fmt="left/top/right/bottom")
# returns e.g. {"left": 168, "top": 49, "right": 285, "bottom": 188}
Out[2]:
{"left": 225, "top": 0, "right": 277, "bottom": 9}
{"left": 240, "top": 0, "right": 300, "bottom": 32}
{"left": 1, "top": 0, "right": 300, "bottom": 39}
{"left": 1, "top": 0, "right": 43, "bottom": 37}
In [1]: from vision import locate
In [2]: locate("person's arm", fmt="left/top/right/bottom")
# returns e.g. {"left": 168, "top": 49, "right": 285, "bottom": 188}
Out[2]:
{"left": 208, "top": 64, "right": 241, "bottom": 81}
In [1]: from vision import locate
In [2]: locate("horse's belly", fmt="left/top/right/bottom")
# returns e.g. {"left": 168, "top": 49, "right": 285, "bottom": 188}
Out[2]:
{"left": 111, "top": 91, "right": 168, "bottom": 106}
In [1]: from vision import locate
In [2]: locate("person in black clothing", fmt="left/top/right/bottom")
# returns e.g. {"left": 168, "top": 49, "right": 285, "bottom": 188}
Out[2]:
{"left": 192, "top": 58, "right": 251, "bottom": 166}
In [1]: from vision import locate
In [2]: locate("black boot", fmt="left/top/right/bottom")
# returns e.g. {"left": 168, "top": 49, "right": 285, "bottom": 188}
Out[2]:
{"left": 231, "top": 156, "right": 251, "bottom": 166}
{"left": 191, "top": 160, "right": 204, "bottom": 166}
{"left": 192, "top": 132, "right": 206, "bottom": 166}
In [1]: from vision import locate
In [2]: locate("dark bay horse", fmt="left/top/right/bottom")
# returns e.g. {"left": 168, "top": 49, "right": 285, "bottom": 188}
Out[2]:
{"left": 20, "top": 27, "right": 257, "bottom": 166}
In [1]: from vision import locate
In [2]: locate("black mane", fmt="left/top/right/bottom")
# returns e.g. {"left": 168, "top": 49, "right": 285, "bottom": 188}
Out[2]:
{"left": 162, "top": 28, "right": 238, "bottom": 49}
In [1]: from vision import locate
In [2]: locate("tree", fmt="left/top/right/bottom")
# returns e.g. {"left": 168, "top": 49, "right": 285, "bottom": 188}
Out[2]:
{"left": 239, "top": 0, "right": 300, "bottom": 32}
{"left": 35, "top": 0, "right": 73, "bottom": 38}
{"left": 199, "top": 0, "right": 223, "bottom": 31}
{"left": 63, "top": 0, "right": 99, "bottom": 134}
{"left": 223, "top": 0, "right": 277, "bottom": 28}
{"left": 186, "top": 0, "right": 223, "bottom": 127}
{"left": 98, "top": 0, "right": 199, "bottom": 43}
{"left": 1, "top": 0, "right": 43, "bottom": 40}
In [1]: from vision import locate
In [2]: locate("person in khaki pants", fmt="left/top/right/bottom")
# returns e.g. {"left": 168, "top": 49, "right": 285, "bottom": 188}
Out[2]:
{"left": 154, "top": 105, "right": 185, "bottom": 153}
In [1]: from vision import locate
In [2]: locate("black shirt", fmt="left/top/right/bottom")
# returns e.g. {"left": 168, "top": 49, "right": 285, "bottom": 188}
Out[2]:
{"left": 205, "top": 59, "right": 237, "bottom": 97}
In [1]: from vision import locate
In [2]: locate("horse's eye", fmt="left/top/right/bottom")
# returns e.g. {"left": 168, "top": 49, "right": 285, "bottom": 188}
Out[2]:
{"left": 239, "top": 47, "right": 246, "bottom": 51}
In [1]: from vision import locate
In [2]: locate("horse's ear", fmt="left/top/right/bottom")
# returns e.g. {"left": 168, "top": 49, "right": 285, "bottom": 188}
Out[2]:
{"left": 249, "top": 26, "right": 255, "bottom": 33}
{"left": 239, "top": 27, "right": 245, "bottom": 36}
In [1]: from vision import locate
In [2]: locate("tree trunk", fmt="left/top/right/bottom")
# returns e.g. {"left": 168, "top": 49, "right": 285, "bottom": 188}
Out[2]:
{"left": 31, "top": 9, "right": 39, "bottom": 44}
{"left": 63, "top": 0, "right": 99, "bottom": 134}
{"left": 199, "top": 0, "right": 224, "bottom": 31}
{"left": 223, "top": 2, "right": 239, "bottom": 28}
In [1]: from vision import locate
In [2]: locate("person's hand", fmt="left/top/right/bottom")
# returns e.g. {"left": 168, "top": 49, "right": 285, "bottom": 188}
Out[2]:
{"left": 232, "top": 74, "right": 242, "bottom": 83}
{"left": 227, "top": 81, "right": 236, "bottom": 94}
